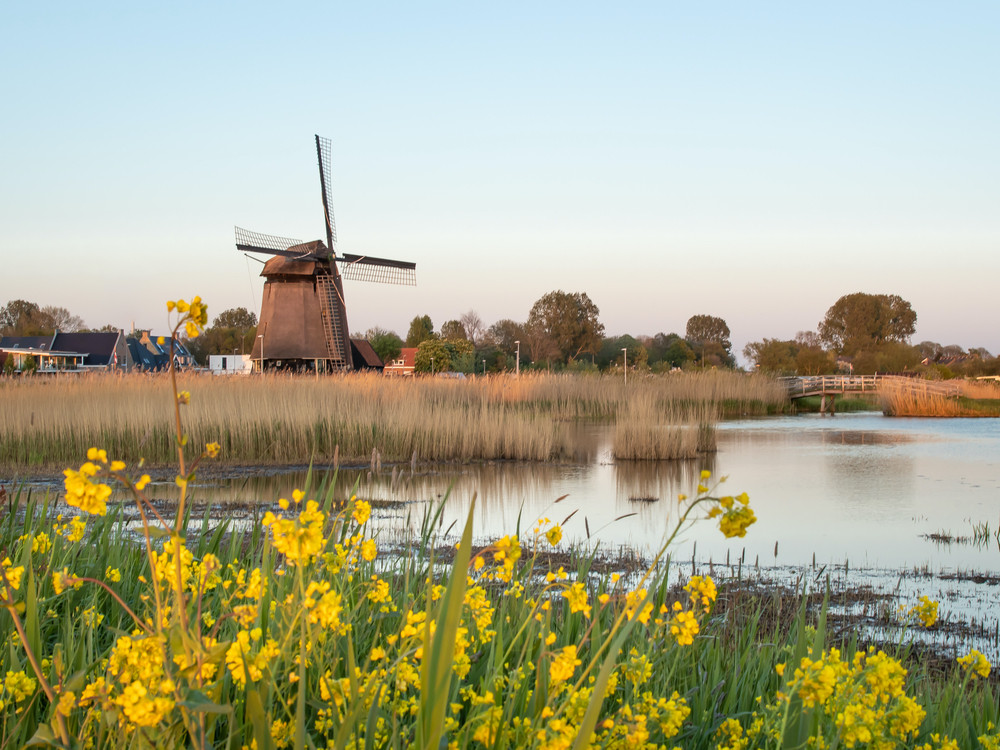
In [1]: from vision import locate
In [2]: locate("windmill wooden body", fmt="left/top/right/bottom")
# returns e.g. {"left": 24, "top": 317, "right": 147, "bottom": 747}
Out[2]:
{"left": 236, "top": 136, "right": 416, "bottom": 372}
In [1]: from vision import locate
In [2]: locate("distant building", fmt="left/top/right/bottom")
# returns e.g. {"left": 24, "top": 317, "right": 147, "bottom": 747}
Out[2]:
{"left": 351, "top": 339, "right": 384, "bottom": 372}
{"left": 209, "top": 354, "right": 253, "bottom": 374}
{"left": 126, "top": 332, "right": 196, "bottom": 371}
{"left": 383, "top": 347, "right": 417, "bottom": 376}
{"left": 0, "top": 331, "right": 128, "bottom": 372}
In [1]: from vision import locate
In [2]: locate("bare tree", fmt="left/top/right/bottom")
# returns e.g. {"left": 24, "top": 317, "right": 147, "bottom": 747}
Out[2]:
{"left": 41, "top": 305, "right": 86, "bottom": 332}
{"left": 459, "top": 310, "right": 485, "bottom": 347}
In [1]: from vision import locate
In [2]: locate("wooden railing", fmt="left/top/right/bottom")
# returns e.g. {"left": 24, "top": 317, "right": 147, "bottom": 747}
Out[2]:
{"left": 780, "top": 375, "right": 960, "bottom": 400}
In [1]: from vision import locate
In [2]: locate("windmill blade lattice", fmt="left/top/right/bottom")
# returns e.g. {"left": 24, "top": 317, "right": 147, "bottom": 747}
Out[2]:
{"left": 315, "top": 135, "right": 338, "bottom": 251}
{"left": 340, "top": 254, "right": 417, "bottom": 285}
{"left": 235, "top": 226, "right": 304, "bottom": 255}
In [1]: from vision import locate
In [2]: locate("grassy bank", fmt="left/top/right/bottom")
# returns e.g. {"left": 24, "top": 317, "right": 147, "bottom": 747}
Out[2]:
{"left": 792, "top": 394, "right": 881, "bottom": 413}
{"left": 0, "top": 371, "right": 789, "bottom": 471}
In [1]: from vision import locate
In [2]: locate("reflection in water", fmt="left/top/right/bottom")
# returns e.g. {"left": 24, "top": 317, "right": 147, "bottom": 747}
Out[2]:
{"left": 107, "top": 413, "right": 1000, "bottom": 573}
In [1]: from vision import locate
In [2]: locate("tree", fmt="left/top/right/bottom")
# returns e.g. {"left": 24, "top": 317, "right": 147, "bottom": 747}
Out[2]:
{"left": 646, "top": 332, "right": 695, "bottom": 370}
{"left": 440, "top": 320, "right": 467, "bottom": 341}
{"left": 526, "top": 291, "right": 604, "bottom": 365}
{"left": 852, "top": 342, "right": 921, "bottom": 374}
{"left": 414, "top": 338, "right": 474, "bottom": 373}
{"left": 485, "top": 319, "right": 524, "bottom": 354}
{"left": 459, "top": 310, "right": 485, "bottom": 347}
{"left": 0, "top": 300, "right": 52, "bottom": 336}
{"left": 213, "top": 307, "right": 257, "bottom": 329}
{"left": 818, "top": 293, "right": 916, "bottom": 356}
{"left": 41, "top": 306, "right": 86, "bottom": 332}
{"left": 405, "top": 315, "right": 435, "bottom": 347}
{"left": 365, "top": 327, "right": 403, "bottom": 364}
{"left": 743, "top": 339, "right": 798, "bottom": 375}
{"left": 186, "top": 307, "right": 258, "bottom": 364}
{"left": 685, "top": 314, "right": 733, "bottom": 367}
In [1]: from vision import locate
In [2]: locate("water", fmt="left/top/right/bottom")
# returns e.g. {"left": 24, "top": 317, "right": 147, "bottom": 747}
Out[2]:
{"left": 124, "top": 413, "right": 1000, "bottom": 573}
{"left": 30, "top": 412, "right": 1000, "bottom": 657}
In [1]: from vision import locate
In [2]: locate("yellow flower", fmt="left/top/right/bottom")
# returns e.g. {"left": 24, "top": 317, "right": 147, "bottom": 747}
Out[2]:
{"left": 545, "top": 525, "right": 562, "bottom": 547}
{"left": 668, "top": 605, "right": 699, "bottom": 646}
{"left": 908, "top": 595, "right": 939, "bottom": 628}
{"left": 57, "top": 689, "right": 77, "bottom": 716}
{"left": 65, "top": 515, "right": 87, "bottom": 542}
{"left": 957, "top": 649, "right": 991, "bottom": 679}
{"left": 135, "top": 474, "right": 151, "bottom": 491}
{"left": 352, "top": 498, "right": 371, "bottom": 526}
{"left": 562, "top": 582, "right": 591, "bottom": 618}
{"left": 105, "top": 567, "right": 122, "bottom": 582}
{"left": 205, "top": 442, "right": 221, "bottom": 458}
{"left": 361, "top": 539, "right": 377, "bottom": 562}
{"left": 549, "top": 645, "right": 581, "bottom": 685}
{"left": 262, "top": 500, "right": 327, "bottom": 565}
{"left": 718, "top": 504, "right": 756, "bottom": 539}
{"left": 63, "top": 459, "right": 112, "bottom": 516}
{"left": 624, "top": 588, "right": 653, "bottom": 625}
{"left": 0, "top": 558, "right": 25, "bottom": 599}
{"left": 30, "top": 532, "right": 52, "bottom": 555}
{"left": 684, "top": 575, "right": 717, "bottom": 613}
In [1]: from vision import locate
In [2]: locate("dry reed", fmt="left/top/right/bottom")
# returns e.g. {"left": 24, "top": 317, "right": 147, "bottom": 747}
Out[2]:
{"left": 612, "top": 393, "right": 718, "bottom": 460}
{"left": 879, "top": 377, "right": 1000, "bottom": 417}
{"left": 0, "top": 371, "right": 787, "bottom": 470}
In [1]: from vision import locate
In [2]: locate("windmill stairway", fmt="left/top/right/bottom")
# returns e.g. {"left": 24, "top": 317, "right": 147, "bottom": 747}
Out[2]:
{"left": 316, "top": 275, "right": 349, "bottom": 369}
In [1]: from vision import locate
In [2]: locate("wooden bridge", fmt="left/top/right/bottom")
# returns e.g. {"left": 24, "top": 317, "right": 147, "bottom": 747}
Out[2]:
{"left": 780, "top": 375, "right": 960, "bottom": 413}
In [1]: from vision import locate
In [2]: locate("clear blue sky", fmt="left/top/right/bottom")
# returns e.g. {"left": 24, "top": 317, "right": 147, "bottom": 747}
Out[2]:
{"left": 3, "top": 2, "right": 998, "bottom": 359}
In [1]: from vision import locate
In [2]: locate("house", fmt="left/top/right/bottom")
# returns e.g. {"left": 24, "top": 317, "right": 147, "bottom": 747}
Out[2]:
{"left": 383, "top": 347, "right": 417, "bottom": 376}
{"left": 0, "top": 331, "right": 128, "bottom": 372}
{"left": 126, "top": 332, "right": 196, "bottom": 371}
{"left": 51, "top": 332, "right": 130, "bottom": 371}
{"left": 351, "top": 339, "right": 384, "bottom": 372}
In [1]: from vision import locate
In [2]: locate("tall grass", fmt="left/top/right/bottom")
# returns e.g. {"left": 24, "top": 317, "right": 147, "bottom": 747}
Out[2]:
{"left": 880, "top": 378, "right": 1000, "bottom": 417}
{"left": 0, "top": 371, "right": 788, "bottom": 471}
{"left": 612, "top": 396, "right": 718, "bottom": 460}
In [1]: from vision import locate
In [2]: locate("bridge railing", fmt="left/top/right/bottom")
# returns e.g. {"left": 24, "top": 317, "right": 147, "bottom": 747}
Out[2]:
{"left": 780, "top": 375, "right": 961, "bottom": 399}
{"left": 780, "top": 375, "right": 882, "bottom": 398}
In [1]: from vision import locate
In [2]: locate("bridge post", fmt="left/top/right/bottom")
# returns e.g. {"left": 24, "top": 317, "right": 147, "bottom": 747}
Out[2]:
{"left": 819, "top": 393, "right": 836, "bottom": 415}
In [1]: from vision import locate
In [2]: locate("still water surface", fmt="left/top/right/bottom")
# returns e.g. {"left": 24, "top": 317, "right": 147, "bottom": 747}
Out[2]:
{"left": 163, "top": 413, "right": 1000, "bottom": 574}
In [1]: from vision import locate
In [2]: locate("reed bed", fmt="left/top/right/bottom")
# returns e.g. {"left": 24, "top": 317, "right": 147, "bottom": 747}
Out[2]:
{"left": 880, "top": 378, "right": 1000, "bottom": 417}
{"left": 612, "top": 396, "right": 718, "bottom": 460}
{"left": 0, "top": 371, "right": 788, "bottom": 471}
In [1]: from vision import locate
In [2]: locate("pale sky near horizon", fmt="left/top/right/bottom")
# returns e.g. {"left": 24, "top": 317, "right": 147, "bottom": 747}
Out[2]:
{"left": 3, "top": 3, "right": 998, "bottom": 361}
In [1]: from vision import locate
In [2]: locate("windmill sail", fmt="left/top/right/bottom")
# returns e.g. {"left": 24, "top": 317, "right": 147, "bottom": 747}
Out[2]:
{"left": 315, "top": 135, "right": 338, "bottom": 251}
{"left": 341, "top": 254, "right": 417, "bottom": 285}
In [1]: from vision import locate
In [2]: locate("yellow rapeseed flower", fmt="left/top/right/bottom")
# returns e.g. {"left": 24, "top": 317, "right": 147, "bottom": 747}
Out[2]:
{"left": 63, "top": 459, "right": 112, "bottom": 516}
{"left": 549, "top": 645, "right": 581, "bottom": 685}
{"left": 545, "top": 525, "right": 563, "bottom": 547}
{"left": 957, "top": 649, "right": 991, "bottom": 679}
{"left": 562, "top": 582, "right": 591, "bottom": 618}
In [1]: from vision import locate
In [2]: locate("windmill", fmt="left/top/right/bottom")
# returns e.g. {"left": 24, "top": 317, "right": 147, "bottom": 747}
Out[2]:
{"left": 235, "top": 135, "right": 416, "bottom": 371}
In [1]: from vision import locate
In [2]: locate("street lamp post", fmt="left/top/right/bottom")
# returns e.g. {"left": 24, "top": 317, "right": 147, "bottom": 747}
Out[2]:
{"left": 514, "top": 340, "right": 520, "bottom": 377}
{"left": 482, "top": 358, "right": 486, "bottom": 376}
{"left": 430, "top": 356, "right": 434, "bottom": 375}
{"left": 622, "top": 347, "right": 628, "bottom": 385}
{"left": 257, "top": 334, "right": 264, "bottom": 373}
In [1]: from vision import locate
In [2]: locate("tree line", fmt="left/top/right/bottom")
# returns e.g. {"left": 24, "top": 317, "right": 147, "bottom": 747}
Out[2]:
{"left": 6, "top": 291, "right": 997, "bottom": 378}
